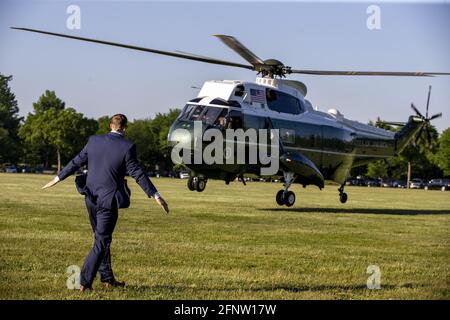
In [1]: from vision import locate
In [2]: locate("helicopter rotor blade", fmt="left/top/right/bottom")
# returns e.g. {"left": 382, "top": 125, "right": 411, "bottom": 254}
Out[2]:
{"left": 411, "top": 103, "right": 425, "bottom": 118}
{"left": 426, "top": 85, "right": 432, "bottom": 118}
{"left": 11, "top": 27, "right": 254, "bottom": 71}
{"left": 378, "top": 121, "right": 406, "bottom": 127}
{"left": 213, "top": 34, "right": 265, "bottom": 67}
{"left": 414, "top": 126, "right": 424, "bottom": 146}
{"left": 289, "top": 69, "right": 450, "bottom": 77}
{"left": 428, "top": 112, "right": 442, "bottom": 121}
{"left": 11, "top": 27, "right": 450, "bottom": 79}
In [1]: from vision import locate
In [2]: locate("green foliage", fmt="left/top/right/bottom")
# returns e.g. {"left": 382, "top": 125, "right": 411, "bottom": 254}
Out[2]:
{"left": 151, "top": 109, "right": 181, "bottom": 157}
{"left": 434, "top": 128, "right": 450, "bottom": 176}
{"left": 96, "top": 115, "right": 111, "bottom": 135}
{"left": 0, "top": 74, "right": 23, "bottom": 163}
{"left": 367, "top": 160, "right": 388, "bottom": 179}
{"left": 32, "top": 90, "right": 65, "bottom": 114}
{"left": 126, "top": 119, "right": 158, "bottom": 169}
{"left": 19, "top": 92, "right": 97, "bottom": 170}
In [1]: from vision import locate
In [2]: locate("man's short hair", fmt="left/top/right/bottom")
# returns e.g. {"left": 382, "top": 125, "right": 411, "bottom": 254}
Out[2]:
{"left": 110, "top": 114, "right": 128, "bottom": 131}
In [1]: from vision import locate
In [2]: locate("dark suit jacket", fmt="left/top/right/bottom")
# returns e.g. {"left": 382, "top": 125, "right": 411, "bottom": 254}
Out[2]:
{"left": 58, "top": 132, "right": 158, "bottom": 209}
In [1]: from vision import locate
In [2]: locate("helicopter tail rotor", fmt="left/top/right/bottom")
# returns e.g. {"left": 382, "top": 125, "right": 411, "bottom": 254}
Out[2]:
{"left": 409, "top": 86, "right": 442, "bottom": 148}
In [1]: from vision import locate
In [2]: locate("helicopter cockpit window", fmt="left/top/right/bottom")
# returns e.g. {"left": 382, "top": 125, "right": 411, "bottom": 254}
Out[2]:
{"left": 234, "top": 85, "right": 245, "bottom": 97}
{"left": 266, "top": 89, "right": 303, "bottom": 115}
{"left": 179, "top": 104, "right": 196, "bottom": 120}
{"left": 189, "top": 105, "right": 205, "bottom": 121}
{"left": 201, "top": 107, "right": 224, "bottom": 125}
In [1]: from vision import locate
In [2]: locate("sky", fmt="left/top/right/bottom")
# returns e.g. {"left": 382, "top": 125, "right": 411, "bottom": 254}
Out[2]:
{"left": 0, "top": 0, "right": 449, "bottom": 132}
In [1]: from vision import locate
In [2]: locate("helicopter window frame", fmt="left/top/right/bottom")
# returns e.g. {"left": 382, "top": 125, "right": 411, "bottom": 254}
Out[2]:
{"left": 179, "top": 104, "right": 197, "bottom": 120}
{"left": 188, "top": 105, "right": 206, "bottom": 121}
{"left": 265, "top": 89, "right": 304, "bottom": 115}
{"left": 201, "top": 106, "right": 226, "bottom": 125}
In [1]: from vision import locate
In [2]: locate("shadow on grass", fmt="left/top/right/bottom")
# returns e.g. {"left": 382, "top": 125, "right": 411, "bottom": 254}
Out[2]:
{"left": 261, "top": 207, "right": 450, "bottom": 215}
{"left": 126, "top": 283, "right": 413, "bottom": 293}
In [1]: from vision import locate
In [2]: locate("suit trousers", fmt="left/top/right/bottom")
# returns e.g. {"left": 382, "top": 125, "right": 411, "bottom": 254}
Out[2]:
{"left": 80, "top": 197, "right": 118, "bottom": 287}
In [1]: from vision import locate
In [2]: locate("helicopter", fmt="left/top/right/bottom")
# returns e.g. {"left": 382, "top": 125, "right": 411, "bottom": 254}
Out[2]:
{"left": 11, "top": 27, "right": 449, "bottom": 206}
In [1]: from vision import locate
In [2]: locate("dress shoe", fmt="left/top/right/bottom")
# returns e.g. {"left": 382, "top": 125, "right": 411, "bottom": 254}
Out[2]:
{"left": 79, "top": 285, "right": 92, "bottom": 292}
{"left": 104, "top": 280, "right": 125, "bottom": 288}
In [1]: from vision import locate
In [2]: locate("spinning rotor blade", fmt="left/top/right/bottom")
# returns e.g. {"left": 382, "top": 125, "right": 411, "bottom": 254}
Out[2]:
{"left": 214, "top": 34, "right": 265, "bottom": 67}
{"left": 289, "top": 69, "right": 450, "bottom": 77}
{"left": 378, "top": 121, "right": 406, "bottom": 126}
{"left": 425, "top": 85, "right": 432, "bottom": 118}
{"left": 428, "top": 113, "right": 442, "bottom": 121}
{"left": 11, "top": 27, "right": 254, "bottom": 70}
{"left": 12, "top": 27, "right": 450, "bottom": 79}
{"left": 411, "top": 103, "right": 424, "bottom": 118}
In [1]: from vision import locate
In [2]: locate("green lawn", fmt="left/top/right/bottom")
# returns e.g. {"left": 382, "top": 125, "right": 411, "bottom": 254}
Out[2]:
{"left": 0, "top": 173, "right": 449, "bottom": 300}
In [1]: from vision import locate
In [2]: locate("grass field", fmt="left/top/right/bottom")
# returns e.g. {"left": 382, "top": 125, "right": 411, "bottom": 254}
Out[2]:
{"left": 0, "top": 173, "right": 449, "bottom": 300}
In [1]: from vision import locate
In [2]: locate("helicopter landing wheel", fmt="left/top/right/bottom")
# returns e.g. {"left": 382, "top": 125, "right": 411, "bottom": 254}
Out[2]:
{"left": 339, "top": 192, "right": 348, "bottom": 204}
{"left": 187, "top": 176, "right": 196, "bottom": 191}
{"left": 338, "top": 184, "right": 348, "bottom": 204}
{"left": 195, "top": 178, "right": 207, "bottom": 192}
{"left": 285, "top": 191, "right": 296, "bottom": 207}
{"left": 276, "top": 190, "right": 296, "bottom": 206}
{"left": 276, "top": 190, "right": 285, "bottom": 206}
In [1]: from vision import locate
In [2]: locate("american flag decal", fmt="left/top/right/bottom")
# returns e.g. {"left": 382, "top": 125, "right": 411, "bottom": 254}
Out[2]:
{"left": 250, "top": 88, "right": 266, "bottom": 104}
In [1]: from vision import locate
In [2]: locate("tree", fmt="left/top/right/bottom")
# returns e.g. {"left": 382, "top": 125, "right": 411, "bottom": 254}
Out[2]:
{"left": 96, "top": 115, "right": 111, "bottom": 134}
{"left": 19, "top": 91, "right": 97, "bottom": 171}
{"left": 125, "top": 109, "right": 180, "bottom": 171}
{"left": 32, "top": 90, "right": 65, "bottom": 113}
{"left": 434, "top": 128, "right": 450, "bottom": 176}
{"left": 367, "top": 160, "right": 388, "bottom": 179}
{"left": 151, "top": 109, "right": 180, "bottom": 156}
{"left": 0, "top": 74, "right": 23, "bottom": 163}
{"left": 126, "top": 119, "right": 158, "bottom": 170}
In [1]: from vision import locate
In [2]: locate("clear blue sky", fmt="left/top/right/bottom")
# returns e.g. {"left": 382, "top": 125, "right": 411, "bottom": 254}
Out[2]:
{"left": 1, "top": 0, "right": 449, "bottom": 132}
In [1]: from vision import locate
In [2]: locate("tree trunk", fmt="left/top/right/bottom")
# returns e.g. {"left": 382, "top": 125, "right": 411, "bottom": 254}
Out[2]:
{"left": 57, "top": 148, "right": 61, "bottom": 174}
{"left": 407, "top": 161, "right": 411, "bottom": 189}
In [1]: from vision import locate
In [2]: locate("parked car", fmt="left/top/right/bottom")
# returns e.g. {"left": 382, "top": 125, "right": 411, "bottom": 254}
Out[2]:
{"left": 409, "top": 178, "right": 425, "bottom": 189}
{"left": 367, "top": 179, "right": 381, "bottom": 187}
{"left": 424, "top": 179, "right": 450, "bottom": 191}
{"left": 179, "top": 171, "right": 190, "bottom": 179}
{"left": 346, "top": 178, "right": 359, "bottom": 186}
{"left": 393, "top": 180, "right": 407, "bottom": 188}
{"left": 21, "top": 166, "right": 35, "bottom": 173}
{"left": 5, "top": 165, "right": 18, "bottom": 173}
{"left": 381, "top": 179, "right": 394, "bottom": 187}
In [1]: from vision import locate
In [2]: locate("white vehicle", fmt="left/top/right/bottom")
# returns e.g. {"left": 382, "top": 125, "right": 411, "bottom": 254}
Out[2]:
{"left": 179, "top": 171, "right": 190, "bottom": 179}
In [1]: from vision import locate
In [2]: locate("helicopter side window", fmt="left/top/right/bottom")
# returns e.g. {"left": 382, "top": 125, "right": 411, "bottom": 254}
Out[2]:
{"left": 201, "top": 107, "right": 224, "bottom": 125}
{"left": 266, "top": 89, "right": 303, "bottom": 115}
{"left": 215, "top": 108, "right": 229, "bottom": 127}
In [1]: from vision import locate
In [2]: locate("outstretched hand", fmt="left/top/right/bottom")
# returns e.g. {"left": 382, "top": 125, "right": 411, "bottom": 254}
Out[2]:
{"left": 155, "top": 196, "right": 169, "bottom": 214}
{"left": 42, "top": 176, "right": 60, "bottom": 189}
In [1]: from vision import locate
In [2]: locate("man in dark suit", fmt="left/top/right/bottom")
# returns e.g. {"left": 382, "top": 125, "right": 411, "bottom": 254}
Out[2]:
{"left": 42, "top": 114, "right": 169, "bottom": 292}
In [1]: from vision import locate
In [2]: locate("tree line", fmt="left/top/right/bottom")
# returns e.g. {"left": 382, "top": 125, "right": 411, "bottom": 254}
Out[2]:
{"left": 0, "top": 74, "right": 180, "bottom": 173}
{"left": 1, "top": 73, "right": 449, "bottom": 178}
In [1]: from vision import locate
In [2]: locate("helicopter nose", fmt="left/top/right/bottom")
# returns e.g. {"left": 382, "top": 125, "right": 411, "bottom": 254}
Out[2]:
{"left": 167, "top": 119, "right": 201, "bottom": 147}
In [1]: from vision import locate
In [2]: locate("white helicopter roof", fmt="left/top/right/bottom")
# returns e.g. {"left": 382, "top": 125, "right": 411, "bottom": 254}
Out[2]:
{"left": 197, "top": 77, "right": 308, "bottom": 102}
